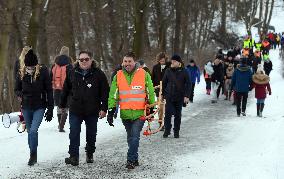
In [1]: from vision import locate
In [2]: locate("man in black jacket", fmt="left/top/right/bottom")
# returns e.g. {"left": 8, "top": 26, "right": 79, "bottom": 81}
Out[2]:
{"left": 211, "top": 55, "right": 224, "bottom": 103}
{"left": 162, "top": 54, "right": 191, "bottom": 138}
{"left": 60, "top": 50, "right": 109, "bottom": 166}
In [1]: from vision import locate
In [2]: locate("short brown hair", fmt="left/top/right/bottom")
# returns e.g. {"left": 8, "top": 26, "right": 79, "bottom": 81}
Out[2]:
{"left": 156, "top": 52, "right": 167, "bottom": 62}
{"left": 124, "top": 51, "right": 136, "bottom": 60}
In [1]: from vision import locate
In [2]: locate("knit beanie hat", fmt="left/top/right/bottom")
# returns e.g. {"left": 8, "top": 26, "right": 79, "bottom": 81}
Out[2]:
{"left": 24, "top": 49, "right": 38, "bottom": 66}
{"left": 171, "top": 54, "right": 182, "bottom": 63}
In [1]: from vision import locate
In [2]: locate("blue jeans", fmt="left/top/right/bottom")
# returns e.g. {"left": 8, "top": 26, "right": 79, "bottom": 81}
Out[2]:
{"left": 22, "top": 108, "right": 45, "bottom": 153}
{"left": 69, "top": 113, "right": 98, "bottom": 158}
{"left": 122, "top": 119, "right": 145, "bottom": 162}
{"left": 257, "top": 98, "right": 265, "bottom": 104}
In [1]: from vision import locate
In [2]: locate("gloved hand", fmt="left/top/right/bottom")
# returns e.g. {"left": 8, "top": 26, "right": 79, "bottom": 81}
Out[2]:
{"left": 107, "top": 108, "right": 116, "bottom": 127}
{"left": 44, "top": 107, "right": 53, "bottom": 122}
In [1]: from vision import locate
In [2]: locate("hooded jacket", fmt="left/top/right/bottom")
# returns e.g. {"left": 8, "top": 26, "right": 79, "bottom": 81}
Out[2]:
{"left": 14, "top": 65, "right": 54, "bottom": 110}
{"left": 231, "top": 64, "right": 253, "bottom": 92}
{"left": 186, "top": 65, "right": 200, "bottom": 84}
{"left": 251, "top": 72, "right": 271, "bottom": 99}
{"left": 162, "top": 67, "right": 191, "bottom": 102}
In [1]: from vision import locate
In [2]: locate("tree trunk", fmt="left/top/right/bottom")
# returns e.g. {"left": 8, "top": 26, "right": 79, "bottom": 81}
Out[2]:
{"left": 173, "top": 0, "right": 181, "bottom": 54}
{"left": 108, "top": 0, "right": 120, "bottom": 63}
{"left": 133, "top": 0, "right": 148, "bottom": 58}
{"left": 37, "top": 0, "right": 49, "bottom": 65}
{"left": 61, "top": 0, "right": 76, "bottom": 60}
{"left": 27, "top": 0, "right": 41, "bottom": 51}
{"left": 220, "top": 0, "right": 227, "bottom": 34}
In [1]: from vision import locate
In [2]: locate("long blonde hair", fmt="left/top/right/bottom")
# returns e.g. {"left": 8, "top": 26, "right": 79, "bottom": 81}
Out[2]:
{"left": 20, "top": 65, "right": 41, "bottom": 80}
{"left": 19, "top": 47, "right": 40, "bottom": 80}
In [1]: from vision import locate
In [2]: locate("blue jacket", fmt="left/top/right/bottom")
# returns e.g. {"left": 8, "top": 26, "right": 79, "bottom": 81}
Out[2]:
{"left": 186, "top": 65, "right": 200, "bottom": 84}
{"left": 231, "top": 64, "right": 252, "bottom": 92}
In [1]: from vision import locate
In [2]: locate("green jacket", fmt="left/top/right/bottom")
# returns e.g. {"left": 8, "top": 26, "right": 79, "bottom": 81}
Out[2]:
{"left": 108, "top": 67, "right": 155, "bottom": 121}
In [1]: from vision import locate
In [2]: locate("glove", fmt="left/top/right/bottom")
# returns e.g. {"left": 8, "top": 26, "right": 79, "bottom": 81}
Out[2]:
{"left": 44, "top": 107, "right": 53, "bottom": 122}
{"left": 107, "top": 108, "right": 115, "bottom": 127}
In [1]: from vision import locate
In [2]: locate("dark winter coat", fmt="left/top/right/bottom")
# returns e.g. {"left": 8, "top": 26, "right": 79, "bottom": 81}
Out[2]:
{"left": 231, "top": 64, "right": 253, "bottom": 92}
{"left": 264, "top": 61, "right": 273, "bottom": 76}
{"left": 162, "top": 67, "right": 191, "bottom": 102}
{"left": 13, "top": 60, "right": 20, "bottom": 81}
{"left": 60, "top": 62, "right": 109, "bottom": 116}
{"left": 151, "top": 62, "right": 170, "bottom": 87}
{"left": 14, "top": 65, "right": 54, "bottom": 110}
{"left": 50, "top": 55, "right": 73, "bottom": 106}
{"left": 252, "top": 57, "right": 261, "bottom": 72}
{"left": 211, "top": 62, "right": 224, "bottom": 83}
{"left": 186, "top": 65, "right": 200, "bottom": 84}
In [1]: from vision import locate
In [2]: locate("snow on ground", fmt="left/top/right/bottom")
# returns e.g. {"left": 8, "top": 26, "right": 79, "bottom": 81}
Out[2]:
{"left": 0, "top": 109, "right": 126, "bottom": 178}
{"left": 168, "top": 49, "right": 284, "bottom": 179}
{"left": 1, "top": 1, "right": 284, "bottom": 177}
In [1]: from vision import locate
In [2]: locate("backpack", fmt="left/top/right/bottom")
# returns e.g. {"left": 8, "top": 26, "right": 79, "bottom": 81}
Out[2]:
{"left": 52, "top": 64, "right": 67, "bottom": 90}
{"left": 205, "top": 63, "right": 214, "bottom": 75}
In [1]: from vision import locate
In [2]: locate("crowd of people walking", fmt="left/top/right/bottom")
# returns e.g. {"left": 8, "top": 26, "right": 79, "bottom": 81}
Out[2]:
{"left": 13, "top": 30, "right": 281, "bottom": 169}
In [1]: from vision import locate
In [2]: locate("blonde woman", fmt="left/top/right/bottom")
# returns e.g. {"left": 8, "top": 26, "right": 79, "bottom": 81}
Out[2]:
{"left": 14, "top": 49, "right": 54, "bottom": 166}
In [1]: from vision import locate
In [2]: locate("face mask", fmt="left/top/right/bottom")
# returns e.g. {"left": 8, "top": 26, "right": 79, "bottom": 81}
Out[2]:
{"left": 26, "top": 68, "right": 35, "bottom": 74}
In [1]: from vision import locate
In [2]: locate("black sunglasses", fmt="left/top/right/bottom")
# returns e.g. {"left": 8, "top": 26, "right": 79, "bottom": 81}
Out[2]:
{"left": 79, "top": 57, "right": 90, "bottom": 62}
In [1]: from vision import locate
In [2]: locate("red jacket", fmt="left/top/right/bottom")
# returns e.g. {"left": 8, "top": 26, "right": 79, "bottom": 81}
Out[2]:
{"left": 252, "top": 82, "right": 271, "bottom": 99}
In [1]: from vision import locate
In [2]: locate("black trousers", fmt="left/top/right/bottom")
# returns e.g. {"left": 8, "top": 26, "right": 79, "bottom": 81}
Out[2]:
{"left": 164, "top": 100, "right": 183, "bottom": 134}
{"left": 189, "top": 83, "right": 195, "bottom": 101}
{"left": 216, "top": 82, "right": 223, "bottom": 98}
{"left": 236, "top": 92, "right": 248, "bottom": 114}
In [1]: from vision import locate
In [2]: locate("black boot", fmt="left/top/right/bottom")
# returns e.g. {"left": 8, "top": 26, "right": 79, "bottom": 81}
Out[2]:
{"left": 163, "top": 131, "right": 170, "bottom": 138}
{"left": 260, "top": 103, "right": 265, "bottom": 117}
{"left": 126, "top": 161, "right": 135, "bottom": 169}
{"left": 133, "top": 160, "right": 139, "bottom": 166}
{"left": 86, "top": 153, "right": 94, "bottom": 163}
{"left": 65, "top": 156, "right": 79, "bottom": 166}
{"left": 174, "top": 131, "right": 180, "bottom": 138}
{"left": 257, "top": 104, "right": 260, "bottom": 117}
{"left": 57, "top": 114, "right": 62, "bottom": 130}
{"left": 28, "top": 152, "right": 37, "bottom": 166}
{"left": 59, "top": 112, "right": 67, "bottom": 132}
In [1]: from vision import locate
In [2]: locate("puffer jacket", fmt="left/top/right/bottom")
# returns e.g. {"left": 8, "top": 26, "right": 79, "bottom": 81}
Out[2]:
{"left": 60, "top": 62, "right": 109, "bottom": 116}
{"left": 162, "top": 67, "right": 191, "bottom": 102}
{"left": 251, "top": 73, "right": 271, "bottom": 99}
{"left": 231, "top": 64, "right": 253, "bottom": 92}
{"left": 14, "top": 65, "right": 54, "bottom": 110}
